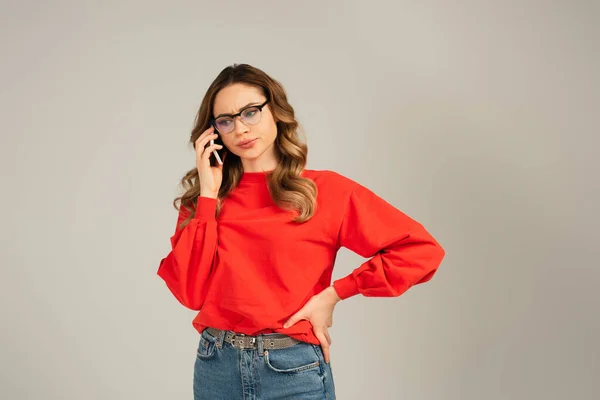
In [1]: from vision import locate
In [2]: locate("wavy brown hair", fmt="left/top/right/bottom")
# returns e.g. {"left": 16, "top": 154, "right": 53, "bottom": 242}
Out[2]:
{"left": 174, "top": 63, "right": 317, "bottom": 228}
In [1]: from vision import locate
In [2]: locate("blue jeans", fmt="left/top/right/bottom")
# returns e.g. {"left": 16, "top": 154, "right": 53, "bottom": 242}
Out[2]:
{"left": 193, "top": 327, "right": 336, "bottom": 399}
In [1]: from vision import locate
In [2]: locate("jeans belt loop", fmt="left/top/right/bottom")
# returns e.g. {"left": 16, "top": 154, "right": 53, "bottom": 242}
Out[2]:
{"left": 257, "top": 334, "right": 264, "bottom": 356}
{"left": 216, "top": 330, "right": 225, "bottom": 349}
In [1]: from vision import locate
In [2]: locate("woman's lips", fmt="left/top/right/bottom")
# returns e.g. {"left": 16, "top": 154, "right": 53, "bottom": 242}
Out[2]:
{"left": 238, "top": 138, "right": 258, "bottom": 149}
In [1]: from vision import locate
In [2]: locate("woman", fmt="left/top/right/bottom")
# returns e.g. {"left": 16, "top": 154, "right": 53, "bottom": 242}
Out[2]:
{"left": 157, "top": 63, "right": 446, "bottom": 400}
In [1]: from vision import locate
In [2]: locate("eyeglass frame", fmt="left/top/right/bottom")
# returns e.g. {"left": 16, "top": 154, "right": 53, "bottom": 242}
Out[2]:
{"left": 209, "top": 98, "right": 271, "bottom": 134}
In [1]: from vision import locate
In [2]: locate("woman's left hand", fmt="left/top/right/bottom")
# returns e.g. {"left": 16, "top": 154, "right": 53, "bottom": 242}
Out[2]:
{"left": 283, "top": 286, "right": 342, "bottom": 363}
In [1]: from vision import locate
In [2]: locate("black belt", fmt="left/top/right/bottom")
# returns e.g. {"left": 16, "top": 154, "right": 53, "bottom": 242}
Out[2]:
{"left": 205, "top": 327, "right": 301, "bottom": 350}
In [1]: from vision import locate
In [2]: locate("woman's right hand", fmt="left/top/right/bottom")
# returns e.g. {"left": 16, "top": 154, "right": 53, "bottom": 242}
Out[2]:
{"left": 195, "top": 127, "right": 224, "bottom": 198}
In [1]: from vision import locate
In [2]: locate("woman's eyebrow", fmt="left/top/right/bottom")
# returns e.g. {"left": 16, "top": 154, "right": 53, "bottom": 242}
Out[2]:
{"left": 214, "top": 101, "right": 262, "bottom": 119}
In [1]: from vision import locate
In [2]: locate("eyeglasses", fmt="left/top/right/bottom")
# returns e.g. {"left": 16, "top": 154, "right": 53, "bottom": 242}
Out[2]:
{"left": 210, "top": 99, "right": 270, "bottom": 134}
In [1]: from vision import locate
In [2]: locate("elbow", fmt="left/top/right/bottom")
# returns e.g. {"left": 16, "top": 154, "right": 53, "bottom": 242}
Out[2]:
{"left": 163, "top": 280, "right": 203, "bottom": 311}
{"left": 157, "top": 257, "right": 203, "bottom": 311}
{"left": 178, "top": 296, "right": 202, "bottom": 311}
{"left": 434, "top": 243, "right": 446, "bottom": 265}
{"left": 427, "top": 242, "right": 446, "bottom": 275}
{"left": 415, "top": 244, "right": 445, "bottom": 285}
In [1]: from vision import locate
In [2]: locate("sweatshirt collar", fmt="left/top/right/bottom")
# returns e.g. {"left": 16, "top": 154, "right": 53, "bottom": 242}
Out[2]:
{"left": 240, "top": 169, "right": 273, "bottom": 183}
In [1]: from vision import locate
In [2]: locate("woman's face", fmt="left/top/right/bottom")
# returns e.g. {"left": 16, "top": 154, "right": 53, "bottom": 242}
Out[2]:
{"left": 212, "top": 83, "right": 278, "bottom": 171}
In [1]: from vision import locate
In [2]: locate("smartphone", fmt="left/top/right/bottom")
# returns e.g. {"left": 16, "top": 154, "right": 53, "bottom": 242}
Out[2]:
{"left": 206, "top": 130, "right": 224, "bottom": 166}
{"left": 210, "top": 139, "right": 223, "bottom": 165}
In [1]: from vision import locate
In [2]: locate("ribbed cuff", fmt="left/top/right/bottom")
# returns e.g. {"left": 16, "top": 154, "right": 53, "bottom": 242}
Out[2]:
{"left": 195, "top": 196, "right": 217, "bottom": 221}
{"left": 333, "top": 274, "right": 360, "bottom": 300}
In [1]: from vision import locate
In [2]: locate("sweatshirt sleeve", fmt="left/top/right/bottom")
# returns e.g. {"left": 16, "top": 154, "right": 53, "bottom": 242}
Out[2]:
{"left": 157, "top": 196, "right": 219, "bottom": 310}
{"left": 332, "top": 184, "right": 446, "bottom": 300}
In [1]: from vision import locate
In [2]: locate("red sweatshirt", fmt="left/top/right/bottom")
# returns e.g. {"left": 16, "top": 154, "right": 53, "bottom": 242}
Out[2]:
{"left": 157, "top": 169, "right": 445, "bottom": 344}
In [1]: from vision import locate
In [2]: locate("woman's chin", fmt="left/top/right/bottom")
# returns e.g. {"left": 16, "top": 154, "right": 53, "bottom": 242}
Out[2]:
{"left": 237, "top": 147, "right": 262, "bottom": 158}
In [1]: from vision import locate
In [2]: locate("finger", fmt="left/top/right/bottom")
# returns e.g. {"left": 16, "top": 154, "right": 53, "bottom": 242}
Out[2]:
{"left": 194, "top": 127, "right": 215, "bottom": 146}
{"left": 315, "top": 331, "right": 331, "bottom": 364}
{"left": 283, "top": 316, "right": 297, "bottom": 329}
{"left": 199, "top": 126, "right": 216, "bottom": 140}
{"left": 324, "top": 329, "right": 332, "bottom": 345}
{"left": 195, "top": 131, "right": 218, "bottom": 150}
{"left": 202, "top": 143, "right": 223, "bottom": 154}
{"left": 201, "top": 144, "right": 223, "bottom": 160}
{"left": 195, "top": 134, "right": 218, "bottom": 152}
{"left": 283, "top": 312, "right": 306, "bottom": 329}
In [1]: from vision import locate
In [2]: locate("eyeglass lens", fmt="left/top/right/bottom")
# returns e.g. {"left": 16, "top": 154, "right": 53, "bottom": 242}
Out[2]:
{"left": 215, "top": 107, "right": 262, "bottom": 134}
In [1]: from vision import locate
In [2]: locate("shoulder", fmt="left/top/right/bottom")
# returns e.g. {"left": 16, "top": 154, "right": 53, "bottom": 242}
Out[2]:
{"left": 301, "top": 169, "right": 361, "bottom": 195}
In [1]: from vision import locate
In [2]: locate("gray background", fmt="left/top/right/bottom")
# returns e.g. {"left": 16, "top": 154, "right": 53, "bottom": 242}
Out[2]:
{"left": 1, "top": 0, "right": 598, "bottom": 399}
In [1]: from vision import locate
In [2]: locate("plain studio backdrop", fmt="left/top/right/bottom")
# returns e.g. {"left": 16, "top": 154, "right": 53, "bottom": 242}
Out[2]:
{"left": 1, "top": 1, "right": 598, "bottom": 399}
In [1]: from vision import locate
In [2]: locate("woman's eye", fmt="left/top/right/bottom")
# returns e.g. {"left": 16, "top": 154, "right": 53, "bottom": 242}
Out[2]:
{"left": 243, "top": 109, "right": 257, "bottom": 118}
